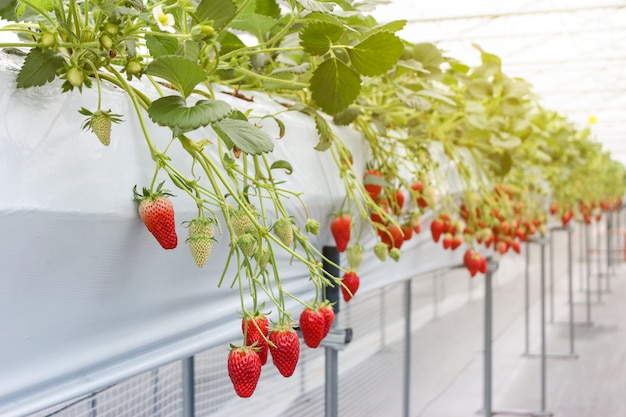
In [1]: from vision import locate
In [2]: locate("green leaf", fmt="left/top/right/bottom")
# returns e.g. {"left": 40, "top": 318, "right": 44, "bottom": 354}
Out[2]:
{"left": 148, "top": 96, "right": 232, "bottom": 132}
{"left": 270, "top": 160, "right": 293, "bottom": 174}
{"left": 299, "top": 21, "right": 344, "bottom": 56}
{"left": 255, "top": 0, "right": 281, "bottom": 18}
{"left": 310, "top": 57, "right": 361, "bottom": 115}
{"left": 196, "top": 0, "right": 237, "bottom": 30}
{"left": 16, "top": 48, "right": 64, "bottom": 88}
{"left": 230, "top": 14, "right": 278, "bottom": 41}
{"left": 489, "top": 151, "right": 512, "bottom": 177}
{"left": 294, "top": 0, "right": 334, "bottom": 12}
{"left": 468, "top": 79, "right": 493, "bottom": 99}
{"left": 416, "top": 89, "right": 457, "bottom": 106}
{"left": 396, "top": 92, "right": 431, "bottom": 111}
{"left": 333, "top": 106, "right": 361, "bottom": 125}
{"left": 301, "top": 11, "right": 342, "bottom": 25}
{"left": 217, "top": 31, "right": 246, "bottom": 55}
{"left": 145, "top": 55, "right": 207, "bottom": 98}
{"left": 347, "top": 31, "right": 403, "bottom": 77}
{"left": 500, "top": 97, "right": 524, "bottom": 117}
{"left": 213, "top": 119, "right": 274, "bottom": 154}
{"left": 0, "top": 0, "right": 17, "bottom": 21}
{"left": 412, "top": 43, "right": 443, "bottom": 68}
{"left": 370, "top": 19, "right": 407, "bottom": 34}
{"left": 229, "top": 109, "right": 248, "bottom": 121}
{"left": 177, "top": 40, "right": 200, "bottom": 61}
{"left": 145, "top": 34, "right": 178, "bottom": 58}
{"left": 364, "top": 173, "right": 392, "bottom": 188}
{"left": 313, "top": 113, "right": 333, "bottom": 151}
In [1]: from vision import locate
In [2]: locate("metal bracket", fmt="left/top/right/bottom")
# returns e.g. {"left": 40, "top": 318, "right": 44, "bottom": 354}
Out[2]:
{"left": 320, "top": 327, "right": 353, "bottom": 351}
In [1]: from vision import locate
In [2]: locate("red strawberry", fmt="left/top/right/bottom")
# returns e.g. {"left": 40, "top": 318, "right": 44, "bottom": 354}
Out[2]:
{"left": 401, "top": 223, "right": 413, "bottom": 241}
{"left": 478, "top": 254, "right": 487, "bottom": 274}
{"left": 269, "top": 325, "right": 300, "bottom": 377}
{"left": 431, "top": 218, "right": 444, "bottom": 243}
{"left": 393, "top": 190, "right": 405, "bottom": 216}
{"left": 496, "top": 240, "right": 508, "bottom": 255}
{"left": 364, "top": 170, "right": 383, "bottom": 199}
{"left": 134, "top": 183, "right": 178, "bottom": 249}
{"left": 341, "top": 271, "right": 360, "bottom": 301}
{"left": 549, "top": 202, "right": 558, "bottom": 215}
{"left": 227, "top": 346, "right": 262, "bottom": 398}
{"left": 330, "top": 214, "right": 351, "bottom": 252}
{"left": 511, "top": 240, "right": 521, "bottom": 254}
{"left": 451, "top": 235, "right": 463, "bottom": 250}
{"left": 242, "top": 313, "right": 269, "bottom": 365}
{"left": 299, "top": 307, "right": 326, "bottom": 348}
{"left": 318, "top": 303, "right": 335, "bottom": 337}
{"left": 442, "top": 233, "right": 452, "bottom": 250}
{"left": 379, "top": 224, "right": 404, "bottom": 249}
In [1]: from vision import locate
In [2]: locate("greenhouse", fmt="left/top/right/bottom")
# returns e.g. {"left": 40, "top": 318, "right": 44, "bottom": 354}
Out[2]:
{"left": 1, "top": 0, "right": 626, "bottom": 416}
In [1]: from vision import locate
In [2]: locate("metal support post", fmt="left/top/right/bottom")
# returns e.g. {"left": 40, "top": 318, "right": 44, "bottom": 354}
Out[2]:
{"left": 433, "top": 271, "right": 439, "bottom": 319}
{"left": 403, "top": 279, "right": 412, "bottom": 417}
{"left": 579, "top": 223, "right": 584, "bottom": 291}
{"left": 182, "top": 357, "right": 195, "bottom": 417}
{"left": 567, "top": 227, "right": 576, "bottom": 355}
{"left": 607, "top": 211, "right": 613, "bottom": 283}
{"left": 524, "top": 241, "right": 530, "bottom": 356}
{"left": 585, "top": 224, "right": 592, "bottom": 324}
{"left": 483, "top": 260, "right": 496, "bottom": 417}
{"left": 548, "top": 230, "right": 555, "bottom": 323}
{"left": 323, "top": 246, "right": 340, "bottom": 417}
{"left": 539, "top": 240, "right": 547, "bottom": 412}
{"left": 596, "top": 222, "right": 603, "bottom": 303}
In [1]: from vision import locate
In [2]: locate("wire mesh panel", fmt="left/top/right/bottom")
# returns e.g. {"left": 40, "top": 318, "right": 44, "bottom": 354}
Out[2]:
{"left": 28, "top": 362, "right": 183, "bottom": 417}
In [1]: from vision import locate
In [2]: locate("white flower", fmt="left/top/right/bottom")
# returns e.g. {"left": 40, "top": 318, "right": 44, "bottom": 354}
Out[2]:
{"left": 152, "top": 4, "right": 175, "bottom": 33}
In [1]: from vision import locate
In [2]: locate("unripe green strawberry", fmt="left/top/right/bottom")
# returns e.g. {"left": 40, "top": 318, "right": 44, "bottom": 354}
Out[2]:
{"left": 191, "top": 24, "right": 215, "bottom": 41}
{"left": 373, "top": 242, "right": 388, "bottom": 261}
{"left": 409, "top": 210, "right": 421, "bottom": 228}
{"left": 389, "top": 247, "right": 401, "bottom": 262}
{"left": 99, "top": 34, "right": 113, "bottom": 50}
{"left": 124, "top": 59, "right": 143, "bottom": 80}
{"left": 103, "top": 22, "right": 120, "bottom": 36}
{"left": 232, "top": 209, "right": 254, "bottom": 237}
{"left": 188, "top": 235, "right": 213, "bottom": 267}
{"left": 79, "top": 108, "right": 123, "bottom": 147}
{"left": 305, "top": 218, "right": 320, "bottom": 235}
{"left": 66, "top": 66, "right": 84, "bottom": 88}
{"left": 188, "top": 217, "right": 215, "bottom": 238}
{"left": 40, "top": 32, "right": 56, "bottom": 48}
{"left": 346, "top": 244, "right": 364, "bottom": 269}
{"left": 238, "top": 233, "right": 257, "bottom": 257}
{"left": 255, "top": 246, "right": 271, "bottom": 269}
{"left": 273, "top": 218, "right": 294, "bottom": 247}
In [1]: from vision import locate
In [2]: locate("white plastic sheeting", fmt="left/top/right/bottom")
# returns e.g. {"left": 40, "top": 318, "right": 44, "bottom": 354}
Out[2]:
{"left": 0, "top": 50, "right": 465, "bottom": 417}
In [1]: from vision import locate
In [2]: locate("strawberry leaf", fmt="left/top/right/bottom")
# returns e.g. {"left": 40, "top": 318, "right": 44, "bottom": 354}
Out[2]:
{"left": 348, "top": 31, "right": 403, "bottom": 77}
{"left": 230, "top": 14, "right": 278, "bottom": 41}
{"left": 310, "top": 57, "right": 361, "bottom": 115}
{"left": 145, "top": 55, "right": 207, "bottom": 98}
{"left": 145, "top": 35, "right": 178, "bottom": 57}
{"left": 0, "top": 0, "right": 17, "bottom": 21}
{"left": 213, "top": 119, "right": 274, "bottom": 154}
{"left": 196, "top": 0, "right": 237, "bottom": 30}
{"left": 294, "top": 0, "right": 334, "bottom": 12}
{"left": 299, "top": 21, "right": 343, "bottom": 56}
{"left": 16, "top": 47, "right": 64, "bottom": 88}
{"left": 270, "top": 160, "right": 293, "bottom": 174}
{"left": 148, "top": 95, "right": 232, "bottom": 132}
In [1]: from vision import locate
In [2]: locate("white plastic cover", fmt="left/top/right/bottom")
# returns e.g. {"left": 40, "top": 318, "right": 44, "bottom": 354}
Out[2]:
{"left": 0, "top": 51, "right": 465, "bottom": 416}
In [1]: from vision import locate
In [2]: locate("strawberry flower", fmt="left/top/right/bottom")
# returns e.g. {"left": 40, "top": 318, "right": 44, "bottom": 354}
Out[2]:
{"left": 152, "top": 4, "right": 175, "bottom": 33}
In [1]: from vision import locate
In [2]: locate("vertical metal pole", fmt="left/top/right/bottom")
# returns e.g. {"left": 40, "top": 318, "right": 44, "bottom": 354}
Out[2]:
{"left": 567, "top": 227, "right": 575, "bottom": 355}
{"left": 585, "top": 224, "right": 592, "bottom": 324}
{"left": 524, "top": 241, "right": 530, "bottom": 355}
{"left": 380, "top": 287, "right": 386, "bottom": 349}
{"left": 596, "top": 222, "right": 603, "bottom": 303}
{"left": 89, "top": 392, "right": 97, "bottom": 417}
{"left": 403, "top": 279, "right": 412, "bottom": 417}
{"left": 152, "top": 369, "right": 160, "bottom": 417}
{"left": 540, "top": 240, "right": 547, "bottom": 412}
{"left": 182, "top": 357, "right": 195, "bottom": 417}
{"left": 579, "top": 223, "right": 584, "bottom": 291}
{"left": 433, "top": 272, "right": 439, "bottom": 319}
{"left": 323, "top": 246, "right": 340, "bottom": 417}
{"left": 483, "top": 264, "right": 493, "bottom": 417}
{"left": 549, "top": 230, "right": 555, "bottom": 323}
{"left": 607, "top": 211, "right": 613, "bottom": 283}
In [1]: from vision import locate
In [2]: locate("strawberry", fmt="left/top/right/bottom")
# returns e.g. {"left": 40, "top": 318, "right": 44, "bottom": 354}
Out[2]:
{"left": 451, "top": 235, "right": 463, "bottom": 250}
{"left": 389, "top": 247, "right": 401, "bottom": 262}
{"left": 373, "top": 242, "right": 388, "bottom": 261}
{"left": 401, "top": 223, "right": 413, "bottom": 241}
{"left": 549, "top": 202, "right": 558, "bottom": 215}
{"left": 341, "top": 271, "right": 360, "bottom": 301}
{"left": 430, "top": 218, "right": 444, "bottom": 243}
{"left": 134, "top": 183, "right": 178, "bottom": 249}
{"left": 330, "top": 213, "right": 351, "bottom": 252}
{"left": 511, "top": 240, "right": 521, "bottom": 254}
{"left": 305, "top": 218, "right": 320, "bottom": 235}
{"left": 318, "top": 302, "right": 335, "bottom": 337}
{"left": 242, "top": 313, "right": 269, "bottom": 365}
{"left": 379, "top": 224, "right": 404, "bottom": 249}
{"left": 299, "top": 307, "right": 326, "bottom": 348}
{"left": 442, "top": 233, "right": 452, "bottom": 250}
{"left": 186, "top": 217, "right": 215, "bottom": 267}
{"left": 393, "top": 190, "right": 405, "bottom": 216}
{"left": 255, "top": 246, "right": 271, "bottom": 270}
{"left": 478, "top": 254, "right": 487, "bottom": 274}
{"left": 232, "top": 209, "right": 254, "bottom": 237}
{"left": 238, "top": 233, "right": 257, "bottom": 257}
{"left": 346, "top": 244, "right": 364, "bottom": 269}
{"left": 273, "top": 218, "right": 294, "bottom": 247}
{"left": 227, "top": 346, "right": 262, "bottom": 398}
{"left": 364, "top": 170, "right": 383, "bottom": 199}
{"left": 496, "top": 240, "right": 508, "bottom": 255}
{"left": 79, "top": 108, "right": 123, "bottom": 146}
{"left": 269, "top": 325, "right": 300, "bottom": 377}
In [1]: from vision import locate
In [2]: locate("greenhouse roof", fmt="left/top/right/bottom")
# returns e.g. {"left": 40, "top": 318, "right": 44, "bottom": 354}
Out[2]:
{"left": 372, "top": 0, "right": 626, "bottom": 164}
